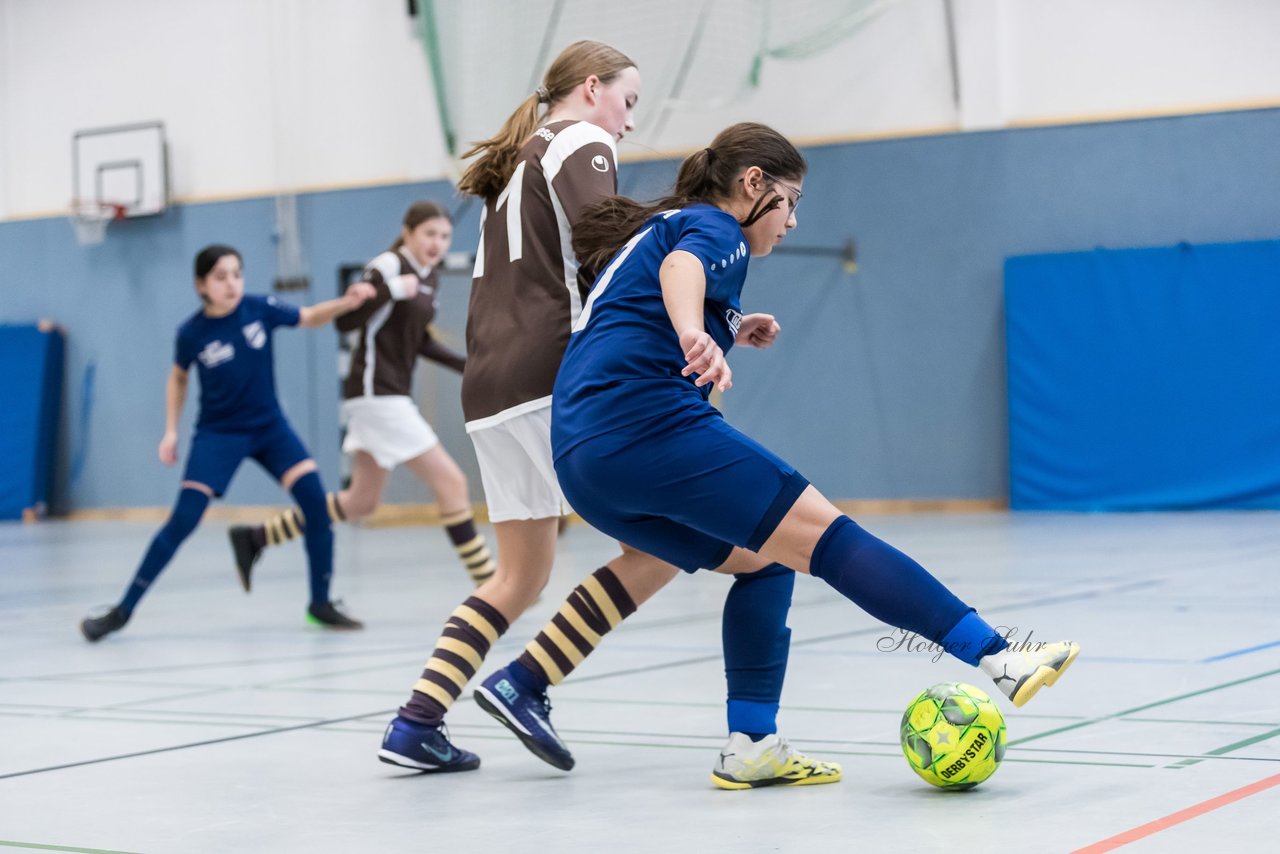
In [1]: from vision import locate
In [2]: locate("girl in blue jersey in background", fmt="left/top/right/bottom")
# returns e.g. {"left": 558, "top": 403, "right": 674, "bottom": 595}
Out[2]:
{"left": 548, "top": 123, "right": 1079, "bottom": 784}
{"left": 80, "top": 244, "right": 375, "bottom": 641}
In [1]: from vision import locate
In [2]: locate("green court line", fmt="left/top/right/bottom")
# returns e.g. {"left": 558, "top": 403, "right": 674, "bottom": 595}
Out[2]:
{"left": 0, "top": 642, "right": 435, "bottom": 683}
{"left": 1010, "top": 667, "right": 1280, "bottom": 746}
{"left": 0, "top": 841, "right": 141, "bottom": 854}
{"left": 63, "top": 687, "right": 231, "bottom": 716}
{"left": 428, "top": 734, "right": 1157, "bottom": 769}
{"left": 1168, "top": 725, "right": 1280, "bottom": 768}
{"left": 325, "top": 718, "right": 1280, "bottom": 768}
{"left": 61, "top": 715, "right": 279, "bottom": 731}
{"left": 563, "top": 695, "right": 1092, "bottom": 720}
{"left": 0, "top": 708, "right": 396, "bottom": 781}
{"left": 317, "top": 716, "right": 1278, "bottom": 767}
{"left": 1002, "top": 757, "right": 1155, "bottom": 769}
{"left": 1121, "top": 716, "right": 1280, "bottom": 728}
{"left": 1015, "top": 746, "right": 1279, "bottom": 765}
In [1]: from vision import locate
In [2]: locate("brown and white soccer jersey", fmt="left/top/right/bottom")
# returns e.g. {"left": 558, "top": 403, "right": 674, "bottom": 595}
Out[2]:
{"left": 462, "top": 119, "right": 619, "bottom": 521}
{"left": 335, "top": 248, "right": 466, "bottom": 469}
{"left": 338, "top": 248, "right": 465, "bottom": 400}
{"left": 462, "top": 119, "right": 618, "bottom": 429}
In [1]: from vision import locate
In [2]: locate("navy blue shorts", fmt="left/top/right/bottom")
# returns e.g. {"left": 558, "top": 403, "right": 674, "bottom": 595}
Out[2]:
{"left": 554, "top": 410, "right": 809, "bottom": 573}
{"left": 182, "top": 418, "right": 311, "bottom": 497}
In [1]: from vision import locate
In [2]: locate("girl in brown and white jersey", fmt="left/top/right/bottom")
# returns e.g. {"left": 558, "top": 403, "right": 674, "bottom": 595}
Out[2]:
{"left": 230, "top": 202, "right": 496, "bottom": 595}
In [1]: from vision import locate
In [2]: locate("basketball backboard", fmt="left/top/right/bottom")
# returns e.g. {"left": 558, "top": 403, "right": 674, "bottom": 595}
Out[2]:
{"left": 71, "top": 121, "right": 169, "bottom": 217}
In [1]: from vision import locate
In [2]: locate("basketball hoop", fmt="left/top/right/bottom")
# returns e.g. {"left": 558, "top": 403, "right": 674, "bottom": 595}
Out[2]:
{"left": 69, "top": 201, "right": 128, "bottom": 246}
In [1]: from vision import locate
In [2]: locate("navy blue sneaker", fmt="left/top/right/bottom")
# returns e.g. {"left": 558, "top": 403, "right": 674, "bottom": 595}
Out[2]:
{"left": 377, "top": 715, "right": 480, "bottom": 773}
{"left": 474, "top": 666, "right": 574, "bottom": 771}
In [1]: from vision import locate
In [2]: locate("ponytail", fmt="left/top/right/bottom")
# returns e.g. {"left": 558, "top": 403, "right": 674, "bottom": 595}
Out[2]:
{"left": 455, "top": 95, "right": 545, "bottom": 199}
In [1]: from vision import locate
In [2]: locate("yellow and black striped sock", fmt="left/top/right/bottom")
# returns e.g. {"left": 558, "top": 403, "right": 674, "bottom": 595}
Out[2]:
{"left": 255, "top": 493, "right": 345, "bottom": 548}
{"left": 400, "top": 596, "right": 510, "bottom": 726}
{"left": 440, "top": 509, "right": 496, "bottom": 587}
{"left": 516, "top": 566, "right": 637, "bottom": 690}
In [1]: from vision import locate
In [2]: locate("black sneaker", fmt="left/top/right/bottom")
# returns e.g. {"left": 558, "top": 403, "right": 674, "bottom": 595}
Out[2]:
{"left": 81, "top": 606, "right": 130, "bottom": 642}
{"left": 228, "top": 525, "right": 264, "bottom": 592}
{"left": 307, "top": 600, "right": 364, "bottom": 630}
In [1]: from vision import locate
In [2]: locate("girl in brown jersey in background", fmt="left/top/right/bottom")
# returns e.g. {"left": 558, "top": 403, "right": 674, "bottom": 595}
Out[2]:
{"left": 230, "top": 202, "right": 496, "bottom": 607}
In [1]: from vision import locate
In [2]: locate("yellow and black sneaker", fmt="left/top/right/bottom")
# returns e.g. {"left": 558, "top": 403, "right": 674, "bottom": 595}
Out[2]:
{"left": 711, "top": 733, "right": 842, "bottom": 790}
{"left": 980, "top": 640, "right": 1080, "bottom": 707}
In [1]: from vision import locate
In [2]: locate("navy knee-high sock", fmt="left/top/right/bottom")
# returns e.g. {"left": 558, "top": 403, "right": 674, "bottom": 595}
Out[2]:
{"left": 291, "top": 472, "right": 333, "bottom": 605}
{"left": 119, "top": 488, "right": 209, "bottom": 613}
{"left": 809, "top": 516, "right": 1008, "bottom": 666}
{"left": 723, "top": 562, "right": 794, "bottom": 737}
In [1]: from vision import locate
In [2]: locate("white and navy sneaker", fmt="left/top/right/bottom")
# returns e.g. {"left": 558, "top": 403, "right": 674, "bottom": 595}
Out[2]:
{"left": 377, "top": 715, "right": 479, "bottom": 773}
{"left": 711, "top": 733, "right": 843, "bottom": 790}
{"left": 474, "top": 667, "right": 574, "bottom": 771}
{"left": 980, "top": 640, "right": 1080, "bottom": 707}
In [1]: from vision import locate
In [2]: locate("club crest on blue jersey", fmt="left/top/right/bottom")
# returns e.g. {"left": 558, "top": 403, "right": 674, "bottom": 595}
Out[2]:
{"left": 725, "top": 309, "right": 742, "bottom": 336}
{"left": 242, "top": 321, "right": 266, "bottom": 349}
{"left": 198, "top": 340, "right": 235, "bottom": 368}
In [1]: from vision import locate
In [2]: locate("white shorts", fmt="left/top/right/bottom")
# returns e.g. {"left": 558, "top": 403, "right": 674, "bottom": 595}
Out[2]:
{"left": 468, "top": 405, "right": 567, "bottom": 523}
{"left": 341, "top": 396, "right": 439, "bottom": 470}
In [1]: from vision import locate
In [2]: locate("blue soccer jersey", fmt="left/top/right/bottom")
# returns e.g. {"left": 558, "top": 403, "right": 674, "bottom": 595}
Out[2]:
{"left": 174, "top": 294, "right": 300, "bottom": 432}
{"left": 552, "top": 204, "right": 750, "bottom": 458}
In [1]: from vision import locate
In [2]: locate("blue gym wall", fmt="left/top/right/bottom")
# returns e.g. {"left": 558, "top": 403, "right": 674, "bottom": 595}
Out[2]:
{"left": 2, "top": 107, "right": 1277, "bottom": 511}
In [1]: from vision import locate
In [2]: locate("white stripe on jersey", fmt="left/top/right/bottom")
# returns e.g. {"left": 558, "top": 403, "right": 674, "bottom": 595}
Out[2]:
{"left": 472, "top": 206, "right": 488, "bottom": 280}
{"left": 541, "top": 123, "right": 617, "bottom": 184}
{"left": 541, "top": 123, "right": 618, "bottom": 327}
{"left": 361, "top": 301, "right": 395, "bottom": 397}
{"left": 574, "top": 226, "right": 655, "bottom": 332}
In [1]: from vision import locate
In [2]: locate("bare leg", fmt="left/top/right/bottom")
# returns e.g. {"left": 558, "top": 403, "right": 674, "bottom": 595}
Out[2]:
{"left": 477, "top": 517, "right": 559, "bottom": 622}
{"left": 402, "top": 444, "right": 470, "bottom": 515}
{"left": 336, "top": 451, "right": 388, "bottom": 521}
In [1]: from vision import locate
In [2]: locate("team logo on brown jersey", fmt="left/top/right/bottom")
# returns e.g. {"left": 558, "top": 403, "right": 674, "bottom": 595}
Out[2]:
{"left": 591, "top": 155, "right": 610, "bottom": 173}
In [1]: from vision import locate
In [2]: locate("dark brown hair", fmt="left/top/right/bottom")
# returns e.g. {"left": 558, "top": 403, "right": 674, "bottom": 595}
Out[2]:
{"left": 390, "top": 200, "right": 452, "bottom": 251}
{"left": 193, "top": 244, "right": 241, "bottom": 279}
{"left": 456, "top": 40, "right": 637, "bottom": 200}
{"left": 572, "top": 122, "right": 806, "bottom": 274}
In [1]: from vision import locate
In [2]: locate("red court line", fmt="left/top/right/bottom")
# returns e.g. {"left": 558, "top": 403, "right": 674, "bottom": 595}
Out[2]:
{"left": 1072, "top": 772, "right": 1280, "bottom": 853}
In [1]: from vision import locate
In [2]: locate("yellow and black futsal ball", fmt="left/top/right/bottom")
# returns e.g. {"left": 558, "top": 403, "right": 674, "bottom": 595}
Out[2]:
{"left": 900, "top": 682, "right": 1006, "bottom": 789}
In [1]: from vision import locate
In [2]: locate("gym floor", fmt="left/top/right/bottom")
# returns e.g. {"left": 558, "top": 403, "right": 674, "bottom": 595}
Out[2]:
{"left": 1, "top": 511, "right": 1276, "bottom": 852}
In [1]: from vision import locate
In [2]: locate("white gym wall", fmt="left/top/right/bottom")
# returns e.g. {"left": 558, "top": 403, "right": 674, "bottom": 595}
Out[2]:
{"left": 1, "top": 0, "right": 1278, "bottom": 219}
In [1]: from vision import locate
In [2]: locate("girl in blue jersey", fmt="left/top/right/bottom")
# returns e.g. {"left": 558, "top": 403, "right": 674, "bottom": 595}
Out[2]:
{"left": 550, "top": 123, "right": 1079, "bottom": 782}
{"left": 80, "top": 245, "right": 375, "bottom": 642}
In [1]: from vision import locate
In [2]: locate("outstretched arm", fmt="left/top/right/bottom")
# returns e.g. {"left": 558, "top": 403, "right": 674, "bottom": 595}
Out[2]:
{"left": 660, "top": 250, "right": 732, "bottom": 392}
{"left": 298, "top": 282, "right": 377, "bottom": 328}
{"left": 158, "top": 365, "right": 189, "bottom": 465}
